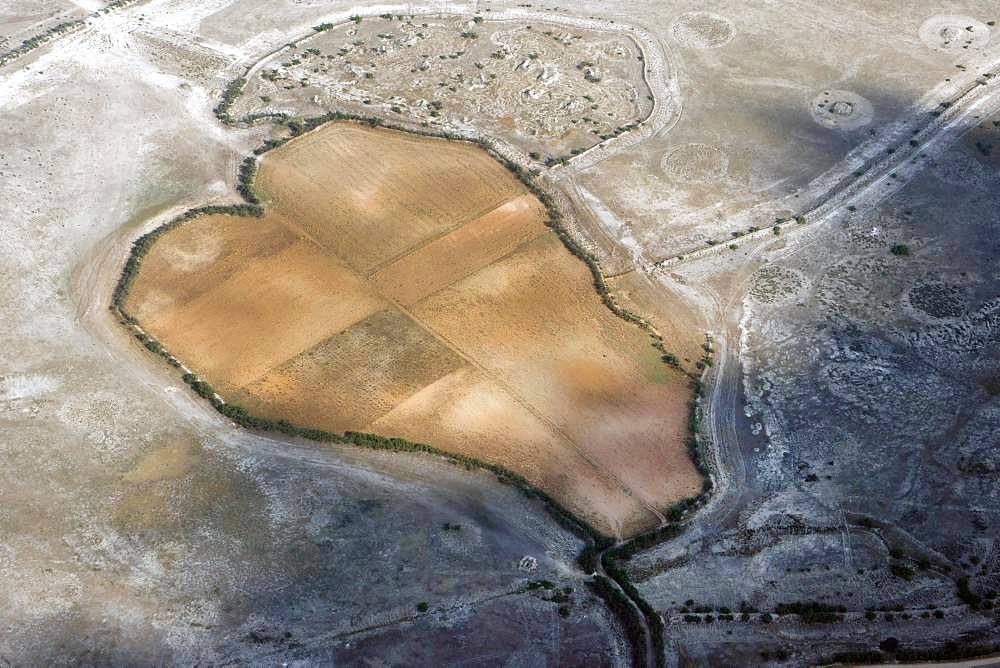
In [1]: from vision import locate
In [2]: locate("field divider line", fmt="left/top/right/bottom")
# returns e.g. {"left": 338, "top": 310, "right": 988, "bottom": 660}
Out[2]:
{"left": 391, "top": 302, "right": 667, "bottom": 531}
{"left": 269, "top": 131, "right": 525, "bottom": 277}
{"left": 269, "top": 202, "right": 664, "bottom": 530}
{"left": 226, "top": 303, "right": 386, "bottom": 394}
{"left": 402, "top": 227, "right": 550, "bottom": 308}
{"left": 362, "top": 192, "right": 530, "bottom": 278}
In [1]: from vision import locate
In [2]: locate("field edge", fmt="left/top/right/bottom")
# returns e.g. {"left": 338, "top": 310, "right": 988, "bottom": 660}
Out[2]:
{"left": 110, "top": 115, "right": 716, "bottom": 667}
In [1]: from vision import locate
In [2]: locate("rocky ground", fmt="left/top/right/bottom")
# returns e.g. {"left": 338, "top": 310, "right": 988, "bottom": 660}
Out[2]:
{"left": 626, "top": 93, "right": 1000, "bottom": 668}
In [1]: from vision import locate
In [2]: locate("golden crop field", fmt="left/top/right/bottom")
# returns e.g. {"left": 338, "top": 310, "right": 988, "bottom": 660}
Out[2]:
{"left": 126, "top": 122, "right": 701, "bottom": 538}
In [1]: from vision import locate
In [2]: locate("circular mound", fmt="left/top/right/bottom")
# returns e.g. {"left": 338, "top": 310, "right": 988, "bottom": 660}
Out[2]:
{"left": 905, "top": 278, "right": 967, "bottom": 319}
{"left": 749, "top": 264, "right": 806, "bottom": 305}
{"left": 810, "top": 90, "right": 874, "bottom": 131}
{"left": 661, "top": 143, "right": 729, "bottom": 182}
{"left": 670, "top": 12, "right": 735, "bottom": 49}
{"left": 919, "top": 16, "right": 991, "bottom": 50}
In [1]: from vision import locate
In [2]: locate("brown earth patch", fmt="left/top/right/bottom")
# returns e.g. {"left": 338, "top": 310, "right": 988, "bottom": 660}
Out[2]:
{"left": 368, "top": 367, "right": 657, "bottom": 537}
{"left": 232, "top": 308, "right": 466, "bottom": 431}
{"left": 370, "top": 193, "right": 548, "bottom": 306}
{"left": 122, "top": 438, "right": 202, "bottom": 484}
{"left": 134, "top": 235, "right": 385, "bottom": 394}
{"left": 126, "top": 122, "right": 699, "bottom": 537}
{"left": 411, "top": 233, "right": 702, "bottom": 513}
{"left": 256, "top": 123, "right": 525, "bottom": 274}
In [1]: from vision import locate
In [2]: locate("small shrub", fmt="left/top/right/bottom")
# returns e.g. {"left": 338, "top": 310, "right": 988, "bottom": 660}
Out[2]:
{"left": 890, "top": 564, "right": 914, "bottom": 581}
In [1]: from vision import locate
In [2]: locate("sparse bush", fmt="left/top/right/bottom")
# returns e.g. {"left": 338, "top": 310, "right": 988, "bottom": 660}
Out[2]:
{"left": 236, "top": 156, "right": 259, "bottom": 204}
{"left": 588, "top": 576, "right": 648, "bottom": 667}
{"left": 214, "top": 77, "right": 247, "bottom": 124}
{"left": 957, "top": 577, "right": 981, "bottom": 607}
{"left": 890, "top": 564, "right": 914, "bottom": 581}
{"left": 774, "top": 601, "right": 845, "bottom": 624}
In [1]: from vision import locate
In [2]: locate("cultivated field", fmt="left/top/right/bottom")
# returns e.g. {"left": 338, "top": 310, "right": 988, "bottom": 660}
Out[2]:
{"left": 126, "top": 121, "right": 700, "bottom": 538}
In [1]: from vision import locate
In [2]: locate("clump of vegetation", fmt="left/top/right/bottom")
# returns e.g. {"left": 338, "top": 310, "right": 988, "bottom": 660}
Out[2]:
{"left": 214, "top": 77, "right": 247, "bottom": 124}
{"left": 0, "top": 19, "right": 86, "bottom": 67}
{"left": 236, "top": 157, "right": 259, "bottom": 204}
{"left": 587, "top": 576, "right": 649, "bottom": 667}
{"left": 774, "top": 601, "right": 846, "bottom": 624}
{"left": 890, "top": 243, "right": 910, "bottom": 256}
{"left": 890, "top": 564, "right": 914, "bottom": 581}
{"left": 181, "top": 373, "right": 216, "bottom": 400}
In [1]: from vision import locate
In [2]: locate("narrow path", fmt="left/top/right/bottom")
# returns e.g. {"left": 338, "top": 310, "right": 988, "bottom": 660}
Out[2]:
{"left": 220, "top": 583, "right": 529, "bottom": 664}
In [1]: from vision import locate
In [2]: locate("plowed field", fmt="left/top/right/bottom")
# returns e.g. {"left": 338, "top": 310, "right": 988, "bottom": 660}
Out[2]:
{"left": 126, "top": 122, "right": 701, "bottom": 537}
